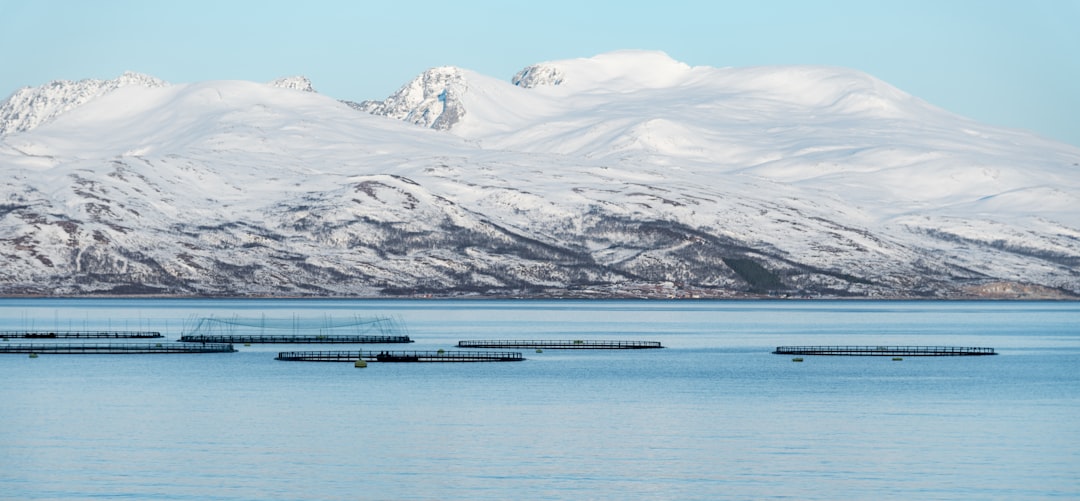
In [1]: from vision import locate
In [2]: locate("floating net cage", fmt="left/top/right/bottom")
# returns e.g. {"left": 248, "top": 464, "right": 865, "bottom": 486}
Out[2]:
{"left": 181, "top": 315, "right": 409, "bottom": 338}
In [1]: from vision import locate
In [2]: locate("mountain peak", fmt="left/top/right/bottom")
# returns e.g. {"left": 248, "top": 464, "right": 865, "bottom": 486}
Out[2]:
{"left": 0, "top": 71, "right": 168, "bottom": 135}
{"left": 512, "top": 64, "right": 565, "bottom": 88}
{"left": 269, "top": 75, "right": 316, "bottom": 92}
{"left": 514, "top": 50, "right": 693, "bottom": 90}
{"left": 360, "top": 51, "right": 697, "bottom": 132}
{"left": 357, "top": 66, "right": 468, "bottom": 130}
{"left": 113, "top": 71, "right": 168, "bottom": 88}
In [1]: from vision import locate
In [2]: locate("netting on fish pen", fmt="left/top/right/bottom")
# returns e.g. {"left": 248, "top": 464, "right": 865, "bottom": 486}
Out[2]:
{"left": 181, "top": 314, "right": 409, "bottom": 338}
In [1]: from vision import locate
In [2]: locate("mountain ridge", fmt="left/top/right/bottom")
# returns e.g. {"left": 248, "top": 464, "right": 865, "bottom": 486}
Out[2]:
{"left": 2, "top": 51, "right": 1078, "bottom": 298}
{"left": 0, "top": 71, "right": 168, "bottom": 136}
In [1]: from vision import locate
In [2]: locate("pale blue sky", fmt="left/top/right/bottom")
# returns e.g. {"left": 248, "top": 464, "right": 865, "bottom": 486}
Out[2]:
{"left": 2, "top": 0, "right": 1078, "bottom": 146}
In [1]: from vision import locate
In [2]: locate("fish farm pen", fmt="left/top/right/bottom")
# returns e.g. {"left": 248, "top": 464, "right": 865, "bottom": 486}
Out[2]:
{"left": 179, "top": 334, "right": 412, "bottom": 344}
{"left": 181, "top": 314, "right": 410, "bottom": 342}
{"left": 0, "top": 343, "right": 237, "bottom": 354}
{"left": 0, "top": 330, "right": 163, "bottom": 339}
{"left": 772, "top": 346, "right": 997, "bottom": 356}
{"left": 457, "top": 340, "right": 664, "bottom": 349}
{"left": 276, "top": 350, "right": 525, "bottom": 363}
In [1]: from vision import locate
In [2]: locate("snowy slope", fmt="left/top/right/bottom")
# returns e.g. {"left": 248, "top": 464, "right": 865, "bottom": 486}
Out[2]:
{"left": 369, "top": 51, "right": 1079, "bottom": 219}
{"left": 2, "top": 51, "right": 1079, "bottom": 297}
{"left": 0, "top": 72, "right": 168, "bottom": 135}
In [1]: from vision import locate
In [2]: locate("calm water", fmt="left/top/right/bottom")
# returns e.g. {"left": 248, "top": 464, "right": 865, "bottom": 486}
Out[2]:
{"left": 1, "top": 299, "right": 1078, "bottom": 500}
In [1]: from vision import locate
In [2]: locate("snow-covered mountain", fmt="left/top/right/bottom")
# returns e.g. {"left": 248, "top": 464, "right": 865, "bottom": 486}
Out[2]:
{"left": 0, "top": 71, "right": 168, "bottom": 135}
{"left": 2, "top": 50, "right": 1078, "bottom": 298}
{"left": 352, "top": 67, "right": 467, "bottom": 130}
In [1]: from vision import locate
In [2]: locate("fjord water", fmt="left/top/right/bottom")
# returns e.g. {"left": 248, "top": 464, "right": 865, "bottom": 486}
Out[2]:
{"left": 1, "top": 299, "right": 1077, "bottom": 500}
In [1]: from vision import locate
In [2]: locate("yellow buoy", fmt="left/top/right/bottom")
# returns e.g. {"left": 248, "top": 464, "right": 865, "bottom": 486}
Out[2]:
{"left": 354, "top": 359, "right": 368, "bottom": 368}
{"left": 892, "top": 357, "right": 903, "bottom": 361}
{"left": 792, "top": 357, "right": 803, "bottom": 362}
{"left": 535, "top": 348, "right": 543, "bottom": 353}
{"left": 244, "top": 343, "right": 251, "bottom": 347}
{"left": 29, "top": 353, "right": 38, "bottom": 358}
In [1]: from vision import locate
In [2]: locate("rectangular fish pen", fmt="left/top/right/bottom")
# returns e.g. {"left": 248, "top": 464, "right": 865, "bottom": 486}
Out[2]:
{"left": 180, "top": 334, "right": 412, "bottom": 344}
{"left": 0, "top": 343, "right": 237, "bottom": 354}
{"left": 457, "top": 340, "right": 663, "bottom": 349}
{"left": 773, "top": 346, "right": 996, "bottom": 356}
{"left": 0, "top": 330, "right": 163, "bottom": 339}
{"left": 180, "top": 314, "right": 411, "bottom": 344}
{"left": 276, "top": 350, "right": 525, "bottom": 362}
